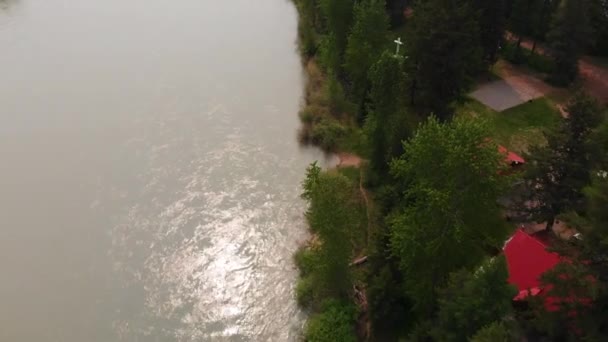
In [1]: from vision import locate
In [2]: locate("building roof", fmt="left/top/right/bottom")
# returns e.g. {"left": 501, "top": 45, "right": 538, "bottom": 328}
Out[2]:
{"left": 503, "top": 229, "right": 560, "bottom": 299}
{"left": 498, "top": 145, "right": 526, "bottom": 165}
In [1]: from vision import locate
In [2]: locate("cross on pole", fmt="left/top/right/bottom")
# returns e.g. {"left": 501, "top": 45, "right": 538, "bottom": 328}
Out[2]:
{"left": 394, "top": 37, "right": 403, "bottom": 57}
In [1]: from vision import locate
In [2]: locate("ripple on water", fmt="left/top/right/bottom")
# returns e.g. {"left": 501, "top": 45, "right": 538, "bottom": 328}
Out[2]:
{"left": 109, "top": 123, "right": 308, "bottom": 341}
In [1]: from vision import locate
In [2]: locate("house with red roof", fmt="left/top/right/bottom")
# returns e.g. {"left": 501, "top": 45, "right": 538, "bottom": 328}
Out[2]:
{"left": 503, "top": 228, "right": 593, "bottom": 316}
{"left": 503, "top": 229, "right": 560, "bottom": 301}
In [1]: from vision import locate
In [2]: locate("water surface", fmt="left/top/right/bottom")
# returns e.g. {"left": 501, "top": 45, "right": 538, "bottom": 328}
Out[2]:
{"left": 0, "top": 0, "right": 327, "bottom": 340}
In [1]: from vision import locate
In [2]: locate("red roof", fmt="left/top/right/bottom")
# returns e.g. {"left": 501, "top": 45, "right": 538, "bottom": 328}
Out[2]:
{"left": 498, "top": 145, "right": 526, "bottom": 165}
{"left": 503, "top": 229, "right": 560, "bottom": 299}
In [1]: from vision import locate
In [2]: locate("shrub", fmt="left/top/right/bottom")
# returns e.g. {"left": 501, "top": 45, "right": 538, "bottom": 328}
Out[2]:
{"left": 304, "top": 300, "right": 357, "bottom": 342}
{"left": 310, "top": 118, "right": 347, "bottom": 151}
{"left": 294, "top": 247, "right": 318, "bottom": 276}
{"left": 299, "top": 108, "right": 315, "bottom": 124}
{"left": 296, "top": 276, "right": 314, "bottom": 307}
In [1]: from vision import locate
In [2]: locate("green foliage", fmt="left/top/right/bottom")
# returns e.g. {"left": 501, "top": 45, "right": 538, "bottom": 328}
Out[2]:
{"left": 509, "top": 0, "right": 533, "bottom": 40}
{"left": 310, "top": 117, "right": 347, "bottom": 151}
{"left": 472, "top": 0, "right": 506, "bottom": 66}
{"left": 408, "top": 0, "right": 483, "bottom": 119}
{"left": 431, "top": 256, "right": 517, "bottom": 341}
{"left": 386, "top": 0, "right": 406, "bottom": 28}
{"left": 501, "top": 41, "right": 556, "bottom": 74}
{"left": 525, "top": 169, "right": 608, "bottom": 340}
{"left": 531, "top": 261, "right": 600, "bottom": 339}
{"left": 302, "top": 163, "right": 357, "bottom": 298}
{"left": 522, "top": 91, "right": 603, "bottom": 224}
{"left": 344, "top": 0, "right": 389, "bottom": 102}
{"left": 294, "top": 0, "right": 320, "bottom": 56}
{"left": 304, "top": 300, "right": 357, "bottom": 342}
{"left": 326, "top": 72, "right": 355, "bottom": 116}
{"left": 318, "top": 0, "right": 355, "bottom": 72}
{"left": 456, "top": 98, "right": 562, "bottom": 153}
{"left": 297, "top": 275, "right": 315, "bottom": 307}
{"left": 295, "top": 246, "right": 319, "bottom": 276}
{"left": 588, "top": 0, "right": 608, "bottom": 56}
{"left": 366, "top": 51, "right": 411, "bottom": 180}
{"left": 470, "top": 321, "right": 513, "bottom": 342}
{"left": 585, "top": 173, "right": 608, "bottom": 234}
{"left": 389, "top": 117, "right": 509, "bottom": 315}
{"left": 367, "top": 265, "right": 412, "bottom": 334}
{"left": 547, "top": 0, "right": 592, "bottom": 85}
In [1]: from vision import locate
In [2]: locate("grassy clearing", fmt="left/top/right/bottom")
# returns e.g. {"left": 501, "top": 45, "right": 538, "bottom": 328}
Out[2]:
{"left": 456, "top": 97, "right": 562, "bottom": 153}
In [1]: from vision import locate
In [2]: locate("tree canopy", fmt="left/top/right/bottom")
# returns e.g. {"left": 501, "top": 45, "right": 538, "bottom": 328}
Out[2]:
{"left": 389, "top": 117, "right": 509, "bottom": 314}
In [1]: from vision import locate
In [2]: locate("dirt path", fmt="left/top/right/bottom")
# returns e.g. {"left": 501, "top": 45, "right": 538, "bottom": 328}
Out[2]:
{"left": 337, "top": 153, "right": 363, "bottom": 168}
{"left": 472, "top": 60, "right": 566, "bottom": 112}
{"left": 580, "top": 56, "right": 608, "bottom": 104}
{"left": 336, "top": 152, "right": 372, "bottom": 244}
{"left": 506, "top": 34, "right": 608, "bottom": 104}
{"left": 335, "top": 153, "right": 372, "bottom": 341}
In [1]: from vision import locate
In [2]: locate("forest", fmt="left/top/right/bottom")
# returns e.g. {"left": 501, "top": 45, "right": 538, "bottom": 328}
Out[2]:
{"left": 292, "top": 0, "right": 608, "bottom": 341}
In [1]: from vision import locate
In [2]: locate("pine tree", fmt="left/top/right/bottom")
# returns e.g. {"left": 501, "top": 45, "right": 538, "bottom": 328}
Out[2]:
{"left": 523, "top": 91, "right": 603, "bottom": 228}
{"left": 473, "top": 0, "right": 507, "bottom": 67}
{"left": 547, "top": 0, "right": 592, "bottom": 85}
{"left": 385, "top": 0, "right": 407, "bottom": 28}
{"left": 509, "top": 0, "right": 533, "bottom": 54}
{"left": 588, "top": 0, "right": 608, "bottom": 56}
{"left": 408, "top": 0, "right": 482, "bottom": 119}
{"left": 431, "top": 256, "right": 517, "bottom": 341}
{"left": 344, "top": 0, "right": 389, "bottom": 106}
{"left": 318, "top": 0, "right": 356, "bottom": 73}
{"left": 365, "top": 51, "right": 410, "bottom": 181}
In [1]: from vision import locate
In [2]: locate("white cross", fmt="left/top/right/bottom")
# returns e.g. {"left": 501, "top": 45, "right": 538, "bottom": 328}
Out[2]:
{"left": 394, "top": 37, "right": 403, "bottom": 57}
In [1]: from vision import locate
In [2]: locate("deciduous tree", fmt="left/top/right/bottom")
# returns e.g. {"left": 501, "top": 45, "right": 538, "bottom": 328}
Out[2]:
{"left": 302, "top": 162, "right": 357, "bottom": 298}
{"left": 389, "top": 117, "right": 509, "bottom": 315}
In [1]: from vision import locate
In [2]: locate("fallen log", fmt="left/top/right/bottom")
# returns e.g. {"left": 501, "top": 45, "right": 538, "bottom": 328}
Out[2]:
{"left": 349, "top": 256, "right": 368, "bottom": 267}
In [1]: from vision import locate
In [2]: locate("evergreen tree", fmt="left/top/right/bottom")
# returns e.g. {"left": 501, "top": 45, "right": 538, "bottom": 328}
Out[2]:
{"left": 389, "top": 117, "right": 509, "bottom": 315}
{"left": 318, "top": 0, "right": 355, "bottom": 72}
{"left": 386, "top": 0, "right": 407, "bottom": 28}
{"left": 589, "top": 0, "right": 608, "bottom": 56}
{"left": 344, "top": 0, "right": 389, "bottom": 106}
{"left": 430, "top": 256, "right": 517, "bottom": 341}
{"left": 509, "top": 0, "right": 533, "bottom": 51}
{"left": 522, "top": 92, "right": 603, "bottom": 229}
{"left": 547, "top": 0, "right": 592, "bottom": 85}
{"left": 529, "top": 0, "right": 560, "bottom": 53}
{"left": 365, "top": 51, "right": 410, "bottom": 181}
{"left": 408, "top": 0, "right": 482, "bottom": 119}
{"left": 294, "top": 0, "right": 323, "bottom": 56}
{"left": 473, "top": 0, "right": 507, "bottom": 67}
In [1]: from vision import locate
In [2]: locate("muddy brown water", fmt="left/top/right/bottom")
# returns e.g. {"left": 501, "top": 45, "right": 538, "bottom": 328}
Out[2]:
{"left": 0, "top": 0, "right": 331, "bottom": 340}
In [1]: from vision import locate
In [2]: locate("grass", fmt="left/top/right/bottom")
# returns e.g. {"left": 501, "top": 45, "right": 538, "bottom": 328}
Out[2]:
{"left": 456, "top": 97, "right": 562, "bottom": 153}
{"left": 500, "top": 41, "right": 555, "bottom": 76}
